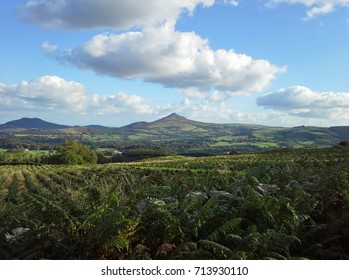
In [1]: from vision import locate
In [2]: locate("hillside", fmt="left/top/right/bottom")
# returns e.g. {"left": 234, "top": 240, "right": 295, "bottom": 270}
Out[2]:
{"left": 0, "top": 113, "right": 348, "bottom": 153}
{"left": 118, "top": 113, "right": 267, "bottom": 137}
{"left": 115, "top": 113, "right": 349, "bottom": 151}
{"left": 0, "top": 117, "right": 69, "bottom": 130}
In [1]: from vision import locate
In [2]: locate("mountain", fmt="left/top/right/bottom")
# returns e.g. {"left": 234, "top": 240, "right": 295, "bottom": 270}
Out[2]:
{"left": 0, "top": 114, "right": 348, "bottom": 152}
{"left": 121, "top": 112, "right": 194, "bottom": 130}
{"left": 0, "top": 117, "right": 69, "bottom": 130}
{"left": 115, "top": 113, "right": 349, "bottom": 151}
{"left": 118, "top": 112, "right": 267, "bottom": 136}
{"left": 152, "top": 112, "right": 192, "bottom": 124}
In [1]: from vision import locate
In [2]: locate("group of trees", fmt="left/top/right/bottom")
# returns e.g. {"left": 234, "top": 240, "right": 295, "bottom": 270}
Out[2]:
{"left": 0, "top": 141, "right": 97, "bottom": 165}
{"left": 48, "top": 140, "right": 97, "bottom": 164}
{"left": 0, "top": 149, "right": 48, "bottom": 165}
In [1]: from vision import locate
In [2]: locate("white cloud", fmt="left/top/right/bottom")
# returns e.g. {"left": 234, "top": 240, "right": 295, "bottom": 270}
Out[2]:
{"left": 180, "top": 88, "right": 206, "bottom": 99}
{"left": 257, "top": 86, "right": 349, "bottom": 119}
{"left": 60, "top": 22, "right": 283, "bottom": 94}
{"left": 16, "top": 76, "right": 86, "bottom": 109}
{"left": 41, "top": 41, "right": 58, "bottom": 53}
{"left": 89, "top": 92, "right": 155, "bottom": 115}
{"left": 2, "top": 78, "right": 348, "bottom": 127}
{"left": 268, "top": 0, "right": 349, "bottom": 19}
{"left": 209, "top": 91, "right": 224, "bottom": 101}
{"left": 0, "top": 76, "right": 86, "bottom": 111}
{"left": 17, "top": 0, "right": 215, "bottom": 30}
{"left": 223, "top": 0, "right": 239, "bottom": 6}
{"left": 0, "top": 76, "right": 156, "bottom": 118}
{"left": 0, "top": 83, "right": 30, "bottom": 111}
{"left": 168, "top": 98, "right": 298, "bottom": 126}
{"left": 305, "top": 3, "right": 335, "bottom": 18}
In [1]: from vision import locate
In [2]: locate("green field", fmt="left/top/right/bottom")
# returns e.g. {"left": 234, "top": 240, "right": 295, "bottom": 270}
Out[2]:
{"left": 1, "top": 147, "right": 349, "bottom": 259}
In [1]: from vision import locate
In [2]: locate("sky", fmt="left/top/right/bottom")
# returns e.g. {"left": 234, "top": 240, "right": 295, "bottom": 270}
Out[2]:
{"left": 1, "top": 0, "right": 349, "bottom": 127}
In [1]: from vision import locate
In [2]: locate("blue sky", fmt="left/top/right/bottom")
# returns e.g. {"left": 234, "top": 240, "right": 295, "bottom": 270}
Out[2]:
{"left": 1, "top": 0, "right": 349, "bottom": 127}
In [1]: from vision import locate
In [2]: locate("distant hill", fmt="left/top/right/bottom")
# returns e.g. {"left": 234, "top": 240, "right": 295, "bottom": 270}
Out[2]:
{"left": 329, "top": 126, "right": 349, "bottom": 139}
{"left": 84, "top": 125, "right": 115, "bottom": 131}
{"left": 0, "top": 117, "right": 69, "bottom": 130}
{"left": 0, "top": 114, "right": 348, "bottom": 152}
{"left": 118, "top": 112, "right": 269, "bottom": 136}
{"left": 115, "top": 113, "right": 349, "bottom": 150}
{"left": 120, "top": 113, "right": 195, "bottom": 131}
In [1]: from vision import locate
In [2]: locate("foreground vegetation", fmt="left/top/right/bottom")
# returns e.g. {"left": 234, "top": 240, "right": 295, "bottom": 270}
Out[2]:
{"left": 1, "top": 146, "right": 349, "bottom": 259}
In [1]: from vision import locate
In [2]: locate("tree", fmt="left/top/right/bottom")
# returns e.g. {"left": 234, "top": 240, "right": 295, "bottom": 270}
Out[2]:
{"left": 54, "top": 140, "right": 97, "bottom": 165}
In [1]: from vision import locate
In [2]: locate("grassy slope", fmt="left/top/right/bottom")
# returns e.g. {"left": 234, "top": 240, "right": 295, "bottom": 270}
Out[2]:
{"left": 1, "top": 114, "right": 348, "bottom": 152}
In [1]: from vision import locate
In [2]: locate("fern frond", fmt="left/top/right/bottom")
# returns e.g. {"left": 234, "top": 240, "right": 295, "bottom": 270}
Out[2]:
{"left": 226, "top": 234, "right": 243, "bottom": 244}
{"left": 182, "top": 191, "right": 208, "bottom": 213}
{"left": 300, "top": 223, "right": 327, "bottom": 247}
{"left": 229, "top": 250, "right": 252, "bottom": 260}
{"left": 198, "top": 239, "right": 233, "bottom": 259}
{"left": 207, "top": 218, "right": 242, "bottom": 242}
{"left": 24, "top": 192, "right": 72, "bottom": 226}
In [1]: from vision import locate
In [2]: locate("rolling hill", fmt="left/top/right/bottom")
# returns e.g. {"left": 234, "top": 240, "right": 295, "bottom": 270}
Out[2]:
{"left": 0, "top": 117, "right": 69, "bottom": 130}
{"left": 0, "top": 114, "right": 348, "bottom": 152}
{"left": 118, "top": 113, "right": 267, "bottom": 136}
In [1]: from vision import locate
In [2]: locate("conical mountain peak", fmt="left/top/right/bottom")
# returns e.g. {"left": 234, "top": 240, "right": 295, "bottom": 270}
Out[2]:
{"left": 155, "top": 113, "right": 188, "bottom": 122}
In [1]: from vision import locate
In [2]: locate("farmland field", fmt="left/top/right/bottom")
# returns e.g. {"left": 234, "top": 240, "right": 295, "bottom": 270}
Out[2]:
{"left": 1, "top": 147, "right": 349, "bottom": 259}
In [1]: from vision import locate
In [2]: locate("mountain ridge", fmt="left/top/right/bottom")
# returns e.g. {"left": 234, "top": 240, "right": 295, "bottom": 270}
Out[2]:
{"left": 0, "top": 114, "right": 348, "bottom": 152}
{"left": 1, "top": 113, "right": 346, "bottom": 131}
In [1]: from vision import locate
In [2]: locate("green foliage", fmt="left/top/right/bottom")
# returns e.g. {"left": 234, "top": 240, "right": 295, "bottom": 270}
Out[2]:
{"left": 6, "top": 175, "right": 20, "bottom": 204}
{"left": 53, "top": 140, "right": 97, "bottom": 165}
{"left": 0, "top": 149, "right": 49, "bottom": 164}
{"left": 1, "top": 147, "right": 349, "bottom": 259}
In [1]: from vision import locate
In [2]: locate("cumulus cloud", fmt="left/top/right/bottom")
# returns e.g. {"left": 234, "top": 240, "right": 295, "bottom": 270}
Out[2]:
{"left": 2, "top": 78, "right": 348, "bottom": 126}
{"left": 257, "top": 86, "right": 349, "bottom": 118}
{"left": 1, "top": 76, "right": 236, "bottom": 124}
{"left": 180, "top": 88, "right": 206, "bottom": 99}
{"left": 89, "top": 92, "right": 155, "bottom": 115}
{"left": 0, "top": 76, "right": 155, "bottom": 117}
{"left": 19, "top": 0, "right": 281, "bottom": 96}
{"left": 17, "top": 0, "right": 215, "bottom": 30}
{"left": 60, "top": 23, "right": 283, "bottom": 94}
{"left": 267, "top": 0, "right": 349, "bottom": 19}
{"left": 0, "top": 76, "right": 86, "bottom": 111}
{"left": 170, "top": 97, "right": 291, "bottom": 125}
{"left": 17, "top": 76, "right": 86, "bottom": 109}
{"left": 0, "top": 83, "right": 30, "bottom": 111}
